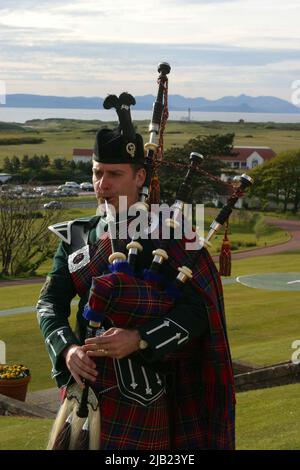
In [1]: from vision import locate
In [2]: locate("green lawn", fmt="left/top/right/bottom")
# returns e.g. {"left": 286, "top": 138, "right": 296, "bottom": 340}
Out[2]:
{"left": 225, "top": 284, "right": 300, "bottom": 365}
{"left": 0, "top": 307, "right": 78, "bottom": 392}
{"left": 224, "top": 250, "right": 300, "bottom": 365}
{"left": 0, "top": 416, "right": 53, "bottom": 450}
{"left": 236, "top": 383, "right": 300, "bottom": 450}
{"left": 0, "top": 382, "right": 299, "bottom": 450}
{"left": 0, "top": 284, "right": 43, "bottom": 310}
{"left": 2, "top": 119, "right": 300, "bottom": 166}
{"left": 0, "top": 312, "right": 55, "bottom": 391}
{"left": 230, "top": 249, "right": 300, "bottom": 277}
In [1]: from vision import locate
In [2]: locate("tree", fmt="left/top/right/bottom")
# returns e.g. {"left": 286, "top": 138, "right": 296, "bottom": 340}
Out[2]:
{"left": 52, "top": 158, "right": 64, "bottom": 170}
{"left": 249, "top": 150, "right": 300, "bottom": 212}
{"left": 158, "top": 133, "right": 235, "bottom": 203}
{"left": 21, "top": 155, "right": 30, "bottom": 169}
{"left": 11, "top": 156, "right": 21, "bottom": 172}
{"left": 0, "top": 193, "right": 61, "bottom": 276}
{"left": 3, "top": 157, "right": 13, "bottom": 173}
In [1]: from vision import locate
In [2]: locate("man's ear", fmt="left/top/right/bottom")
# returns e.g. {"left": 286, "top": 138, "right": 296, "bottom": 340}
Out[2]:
{"left": 136, "top": 168, "right": 146, "bottom": 188}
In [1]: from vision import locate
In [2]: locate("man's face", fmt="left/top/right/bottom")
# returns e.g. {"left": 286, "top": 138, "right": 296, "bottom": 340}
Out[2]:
{"left": 92, "top": 161, "right": 146, "bottom": 212}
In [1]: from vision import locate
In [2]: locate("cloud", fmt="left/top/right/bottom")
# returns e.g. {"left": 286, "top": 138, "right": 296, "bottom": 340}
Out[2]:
{"left": 1, "top": 33, "right": 299, "bottom": 68}
{"left": 1, "top": 0, "right": 300, "bottom": 100}
{"left": 0, "top": 0, "right": 78, "bottom": 10}
{"left": 171, "top": 0, "right": 239, "bottom": 3}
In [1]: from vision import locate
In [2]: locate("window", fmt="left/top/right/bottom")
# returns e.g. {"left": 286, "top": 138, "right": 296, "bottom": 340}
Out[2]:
{"left": 252, "top": 159, "right": 259, "bottom": 168}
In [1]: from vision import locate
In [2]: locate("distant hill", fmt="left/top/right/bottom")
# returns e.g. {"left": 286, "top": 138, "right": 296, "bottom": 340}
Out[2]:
{"left": 1, "top": 93, "right": 300, "bottom": 114}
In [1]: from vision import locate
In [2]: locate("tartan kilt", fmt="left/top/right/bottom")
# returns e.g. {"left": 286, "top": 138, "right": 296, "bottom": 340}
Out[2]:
{"left": 92, "top": 352, "right": 234, "bottom": 450}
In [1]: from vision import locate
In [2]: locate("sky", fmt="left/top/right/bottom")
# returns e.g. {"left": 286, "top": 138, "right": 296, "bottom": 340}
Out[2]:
{"left": 1, "top": 0, "right": 300, "bottom": 101}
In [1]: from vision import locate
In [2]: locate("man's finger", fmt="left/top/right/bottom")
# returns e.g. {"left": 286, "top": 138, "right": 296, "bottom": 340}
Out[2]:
{"left": 72, "top": 371, "right": 85, "bottom": 389}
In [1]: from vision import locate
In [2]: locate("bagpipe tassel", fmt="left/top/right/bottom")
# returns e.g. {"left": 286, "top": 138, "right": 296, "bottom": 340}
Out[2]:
{"left": 219, "top": 222, "right": 231, "bottom": 277}
{"left": 47, "top": 397, "right": 75, "bottom": 450}
{"left": 47, "top": 384, "right": 101, "bottom": 450}
{"left": 149, "top": 172, "right": 160, "bottom": 205}
{"left": 73, "top": 418, "right": 89, "bottom": 450}
{"left": 88, "top": 403, "right": 101, "bottom": 450}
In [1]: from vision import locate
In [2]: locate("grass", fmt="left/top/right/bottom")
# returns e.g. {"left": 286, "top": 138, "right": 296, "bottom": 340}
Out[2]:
{"left": 225, "top": 284, "right": 300, "bottom": 365}
{"left": 0, "top": 312, "right": 55, "bottom": 391}
{"left": 0, "top": 307, "right": 78, "bottom": 392}
{"left": 1, "top": 119, "right": 300, "bottom": 166}
{"left": 0, "top": 284, "right": 43, "bottom": 310}
{"left": 204, "top": 209, "right": 290, "bottom": 255}
{"left": 230, "top": 249, "right": 300, "bottom": 276}
{"left": 0, "top": 382, "right": 299, "bottom": 450}
{"left": 0, "top": 416, "right": 52, "bottom": 450}
{"left": 224, "top": 250, "right": 300, "bottom": 365}
{"left": 236, "top": 383, "right": 300, "bottom": 450}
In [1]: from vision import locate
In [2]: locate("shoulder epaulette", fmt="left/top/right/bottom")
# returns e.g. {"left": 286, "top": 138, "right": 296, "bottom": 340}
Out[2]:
{"left": 49, "top": 216, "right": 99, "bottom": 245}
{"left": 48, "top": 220, "right": 74, "bottom": 244}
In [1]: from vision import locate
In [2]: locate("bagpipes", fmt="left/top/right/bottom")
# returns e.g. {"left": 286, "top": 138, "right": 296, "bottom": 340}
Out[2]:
{"left": 47, "top": 62, "right": 253, "bottom": 450}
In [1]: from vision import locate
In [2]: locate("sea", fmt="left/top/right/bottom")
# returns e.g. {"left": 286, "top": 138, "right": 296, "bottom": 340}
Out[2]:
{"left": 1, "top": 107, "right": 300, "bottom": 124}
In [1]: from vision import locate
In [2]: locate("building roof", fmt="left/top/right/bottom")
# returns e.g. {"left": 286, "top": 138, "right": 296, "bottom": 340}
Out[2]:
{"left": 73, "top": 148, "right": 93, "bottom": 157}
{"left": 220, "top": 146, "right": 276, "bottom": 162}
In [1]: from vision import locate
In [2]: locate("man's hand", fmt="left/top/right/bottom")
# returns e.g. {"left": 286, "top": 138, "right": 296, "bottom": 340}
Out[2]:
{"left": 63, "top": 344, "right": 98, "bottom": 389}
{"left": 82, "top": 327, "right": 141, "bottom": 360}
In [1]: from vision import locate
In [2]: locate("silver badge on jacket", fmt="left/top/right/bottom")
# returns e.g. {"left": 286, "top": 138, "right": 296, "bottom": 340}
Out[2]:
{"left": 68, "top": 245, "right": 90, "bottom": 273}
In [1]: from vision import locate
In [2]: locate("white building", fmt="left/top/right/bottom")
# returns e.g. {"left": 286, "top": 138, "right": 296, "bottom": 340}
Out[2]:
{"left": 72, "top": 148, "right": 93, "bottom": 163}
{"left": 212, "top": 146, "right": 276, "bottom": 209}
{"left": 219, "top": 146, "right": 276, "bottom": 170}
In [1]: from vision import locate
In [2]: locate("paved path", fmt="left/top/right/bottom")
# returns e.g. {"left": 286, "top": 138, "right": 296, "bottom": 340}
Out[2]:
{"left": 212, "top": 217, "right": 300, "bottom": 262}
{"left": 0, "top": 300, "right": 78, "bottom": 317}
{"left": 0, "top": 277, "right": 45, "bottom": 287}
{"left": 26, "top": 388, "right": 60, "bottom": 416}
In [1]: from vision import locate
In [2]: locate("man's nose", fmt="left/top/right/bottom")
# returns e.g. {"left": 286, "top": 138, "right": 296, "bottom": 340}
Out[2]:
{"left": 98, "top": 174, "right": 111, "bottom": 191}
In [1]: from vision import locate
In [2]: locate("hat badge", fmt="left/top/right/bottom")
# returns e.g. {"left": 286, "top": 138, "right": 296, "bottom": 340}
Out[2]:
{"left": 126, "top": 142, "right": 136, "bottom": 158}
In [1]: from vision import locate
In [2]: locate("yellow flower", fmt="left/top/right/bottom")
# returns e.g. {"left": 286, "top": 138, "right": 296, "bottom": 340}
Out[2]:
{"left": 0, "top": 364, "right": 30, "bottom": 380}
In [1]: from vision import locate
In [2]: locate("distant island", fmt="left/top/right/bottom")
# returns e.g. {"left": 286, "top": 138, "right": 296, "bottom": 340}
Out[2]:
{"left": 1, "top": 93, "right": 300, "bottom": 114}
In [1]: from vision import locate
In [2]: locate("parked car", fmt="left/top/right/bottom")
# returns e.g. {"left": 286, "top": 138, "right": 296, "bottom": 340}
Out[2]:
{"left": 41, "top": 191, "right": 57, "bottom": 197}
{"left": 61, "top": 187, "right": 78, "bottom": 196}
{"left": 21, "top": 191, "right": 37, "bottom": 199}
{"left": 43, "top": 201, "right": 63, "bottom": 209}
{"left": 64, "top": 181, "right": 80, "bottom": 189}
{"left": 13, "top": 185, "right": 23, "bottom": 194}
{"left": 80, "top": 182, "right": 94, "bottom": 191}
{"left": 33, "top": 186, "right": 46, "bottom": 193}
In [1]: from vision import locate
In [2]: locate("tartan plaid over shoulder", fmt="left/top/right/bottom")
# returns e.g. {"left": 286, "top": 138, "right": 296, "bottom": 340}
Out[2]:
{"left": 162, "top": 236, "right": 236, "bottom": 449}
